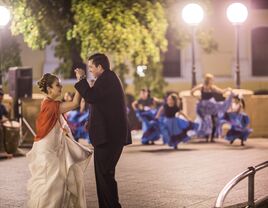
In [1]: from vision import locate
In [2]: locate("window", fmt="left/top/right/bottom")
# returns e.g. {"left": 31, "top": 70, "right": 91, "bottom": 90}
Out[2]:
{"left": 251, "top": 0, "right": 268, "bottom": 9}
{"left": 252, "top": 27, "right": 268, "bottom": 76}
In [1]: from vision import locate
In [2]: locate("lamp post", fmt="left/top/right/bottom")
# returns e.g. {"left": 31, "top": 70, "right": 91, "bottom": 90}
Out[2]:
{"left": 0, "top": 5, "right": 11, "bottom": 89}
{"left": 182, "top": 3, "right": 204, "bottom": 88}
{"left": 227, "top": 3, "right": 248, "bottom": 89}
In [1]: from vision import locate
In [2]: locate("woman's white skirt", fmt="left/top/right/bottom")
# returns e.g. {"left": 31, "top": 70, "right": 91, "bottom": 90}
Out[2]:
{"left": 27, "top": 116, "right": 92, "bottom": 208}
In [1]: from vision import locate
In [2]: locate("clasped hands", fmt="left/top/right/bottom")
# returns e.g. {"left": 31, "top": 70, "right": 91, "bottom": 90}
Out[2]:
{"left": 74, "top": 68, "right": 86, "bottom": 81}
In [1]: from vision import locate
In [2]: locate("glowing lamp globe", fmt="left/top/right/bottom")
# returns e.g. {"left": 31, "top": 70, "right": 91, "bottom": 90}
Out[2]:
{"left": 227, "top": 3, "right": 248, "bottom": 24}
{"left": 182, "top": 3, "right": 204, "bottom": 25}
{"left": 0, "top": 6, "right": 11, "bottom": 26}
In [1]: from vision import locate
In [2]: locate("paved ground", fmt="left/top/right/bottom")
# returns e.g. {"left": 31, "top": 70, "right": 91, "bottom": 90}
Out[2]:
{"left": 0, "top": 132, "right": 268, "bottom": 208}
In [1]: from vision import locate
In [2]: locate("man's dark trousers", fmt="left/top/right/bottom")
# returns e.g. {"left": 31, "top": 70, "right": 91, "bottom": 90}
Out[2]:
{"left": 94, "top": 142, "right": 124, "bottom": 208}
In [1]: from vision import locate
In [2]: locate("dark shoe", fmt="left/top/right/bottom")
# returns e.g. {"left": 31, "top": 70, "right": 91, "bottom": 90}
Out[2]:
{"left": 230, "top": 140, "right": 234, "bottom": 144}
{"left": 143, "top": 141, "right": 150, "bottom": 145}
{"left": 241, "top": 141, "right": 244, "bottom": 146}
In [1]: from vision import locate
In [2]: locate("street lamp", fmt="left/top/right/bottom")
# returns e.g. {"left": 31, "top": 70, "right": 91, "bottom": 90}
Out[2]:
{"left": 0, "top": 5, "right": 11, "bottom": 89}
{"left": 227, "top": 3, "right": 248, "bottom": 89}
{"left": 182, "top": 3, "right": 204, "bottom": 88}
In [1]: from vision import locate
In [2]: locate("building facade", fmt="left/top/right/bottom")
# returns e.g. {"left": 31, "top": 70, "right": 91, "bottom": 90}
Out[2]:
{"left": 163, "top": 0, "right": 268, "bottom": 92}
{"left": 16, "top": 0, "right": 268, "bottom": 94}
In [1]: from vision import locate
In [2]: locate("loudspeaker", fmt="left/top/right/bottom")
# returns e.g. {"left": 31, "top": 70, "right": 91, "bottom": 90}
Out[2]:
{"left": 8, "top": 67, "right": 32, "bottom": 98}
{"left": 8, "top": 67, "right": 33, "bottom": 119}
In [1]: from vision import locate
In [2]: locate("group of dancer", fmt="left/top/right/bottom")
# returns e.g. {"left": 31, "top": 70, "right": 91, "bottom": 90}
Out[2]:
{"left": 132, "top": 89, "right": 198, "bottom": 149}
{"left": 132, "top": 73, "right": 252, "bottom": 149}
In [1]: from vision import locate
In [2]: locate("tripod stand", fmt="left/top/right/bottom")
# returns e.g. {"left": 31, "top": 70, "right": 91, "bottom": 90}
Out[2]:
{"left": 17, "top": 98, "right": 36, "bottom": 147}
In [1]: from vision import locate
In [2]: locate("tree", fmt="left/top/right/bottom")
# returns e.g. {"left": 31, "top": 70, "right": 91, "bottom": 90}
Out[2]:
{"left": 68, "top": 0, "right": 168, "bottom": 93}
{"left": 0, "top": 29, "right": 22, "bottom": 85}
{"left": 8, "top": 0, "right": 168, "bottom": 88}
{"left": 9, "top": 0, "right": 81, "bottom": 78}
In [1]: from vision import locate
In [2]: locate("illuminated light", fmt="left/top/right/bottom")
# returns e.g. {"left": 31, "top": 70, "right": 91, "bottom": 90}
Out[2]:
{"left": 0, "top": 6, "right": 11, "bottom": 26}
{"left": 182, "top": 3, "right": 204, "bottom": 25}
{"left": 227, "top": 3, "right": 248, "bottom": 24}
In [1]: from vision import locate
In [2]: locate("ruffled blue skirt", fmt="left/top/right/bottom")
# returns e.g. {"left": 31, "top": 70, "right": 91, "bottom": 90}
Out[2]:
{"left": 135, "top": 109, "right": 161, "bottom": 144}
{"left": 195, "top": 94, "right": 233, "bottom": 138}
{"left": 66, "top": 110, "right": 90, "bottom": 142}
{"left": 159, "top": 117, "right": 198, "bottom": 148}
{"left": 220, "top": 112, "right": 252, "bottom": 142}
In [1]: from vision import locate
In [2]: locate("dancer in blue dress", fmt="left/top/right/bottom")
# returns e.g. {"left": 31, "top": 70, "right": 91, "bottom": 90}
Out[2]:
{"left": 137, "top": 109, "right": 160, "bottom": 144}
{"left": 220, "top": 95, "right": 252, "bottom": 146}
{"left": 156, "top": 93, "right": 198, "bottom": 149}
{"left": 191, "top": 73, "right": 233, "bottom": 142}
{"left": 132, "top": 89, "right": 162, "bottom": 144}
{"left": 66, "top": 99, "right": 90, "bottom": 143}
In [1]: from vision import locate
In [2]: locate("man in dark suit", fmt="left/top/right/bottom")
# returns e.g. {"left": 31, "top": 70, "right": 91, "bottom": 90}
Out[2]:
{"left": 74, "top": 53, "right": 131, "bottom": 208}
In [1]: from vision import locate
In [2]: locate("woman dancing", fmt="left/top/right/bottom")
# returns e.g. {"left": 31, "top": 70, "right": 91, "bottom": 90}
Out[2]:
{"left": 27, "top": 73, "right": 92, "bottom": 208}
{"left": 156, "top": 93, "right": 198, "bottom": 149}
{"left": 221, "top": 95, "right": 252, "bottom": 146}
{"left": 191, "top": 73, "right": 233, "bottom": 142}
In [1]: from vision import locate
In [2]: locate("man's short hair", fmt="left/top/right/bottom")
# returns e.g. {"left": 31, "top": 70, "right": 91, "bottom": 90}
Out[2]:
{"left": 88, "top": 53, "right": 110, "bottom": 71}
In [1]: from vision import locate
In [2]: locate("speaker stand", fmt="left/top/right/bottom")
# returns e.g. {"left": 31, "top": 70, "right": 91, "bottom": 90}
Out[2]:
{"left": 18, "top": 99, "right": 36, "bottom": 148}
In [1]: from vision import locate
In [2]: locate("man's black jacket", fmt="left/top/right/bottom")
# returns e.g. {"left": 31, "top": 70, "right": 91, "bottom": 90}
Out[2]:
{"left": 75, "top": 70, "right": 132, "bottom": 147}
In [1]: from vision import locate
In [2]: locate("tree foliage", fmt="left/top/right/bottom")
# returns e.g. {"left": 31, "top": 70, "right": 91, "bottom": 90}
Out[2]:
{"left": 8, "top": 0, "right": 168, "bottom": 89}
{"left": 8, "top": 0, "right": 217, "bottom": 96}
{"left": 69, "top": 0, "right": 167, "bottom": 65}
{"left": 133, "top": 58, "right": 167, "bottom": 98}
{"left": 0, "top": 29, "right": 22, "bottom": 83}
{"left": 68, "top": 0, "right": 168, "bottom": 90}
{"left": 9, "top": 0, "right": 82, "bottom": 78}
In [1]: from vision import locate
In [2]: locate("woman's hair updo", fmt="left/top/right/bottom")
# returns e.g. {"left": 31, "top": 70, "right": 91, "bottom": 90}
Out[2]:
{"left": 204, "top": 73, "right": 214, "bottom": 85}
{"left": 37, "top": 73, "right": 58, "bottom": 94}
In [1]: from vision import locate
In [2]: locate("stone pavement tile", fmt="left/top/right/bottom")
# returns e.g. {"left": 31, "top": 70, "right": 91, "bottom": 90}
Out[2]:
{"left": 83, "top": 138, "right": 268, "bottom": 207}
{"left": 0, "top": 200, "right": 24, "bottom": 208}
{"left": 0, "top": 137, "right": 268, "bottom": 207}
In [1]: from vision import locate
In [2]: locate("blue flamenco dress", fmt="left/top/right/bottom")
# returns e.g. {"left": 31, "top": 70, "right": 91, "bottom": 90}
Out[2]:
{"left": 195, "top": 92, "right": 233, "bottom": 139}
{"left": 135, "top": 109, "right": 161, "bottom": 144}
{"left": 159, "top": 104, "right": 198, "bottom": 148}
{"left": 65, "top": 109, "right": 90, "bottom": 143}
{"left": 220, "top": 112, "right": 252, "bottom": 142}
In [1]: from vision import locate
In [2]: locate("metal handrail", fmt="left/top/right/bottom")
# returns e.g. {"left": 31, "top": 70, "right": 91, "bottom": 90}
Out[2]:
{"left": 214, "top": 161, "right": 268, "bottom": 208}
{"left": 255, "top": 161, "right": 268, "bottom": 172}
